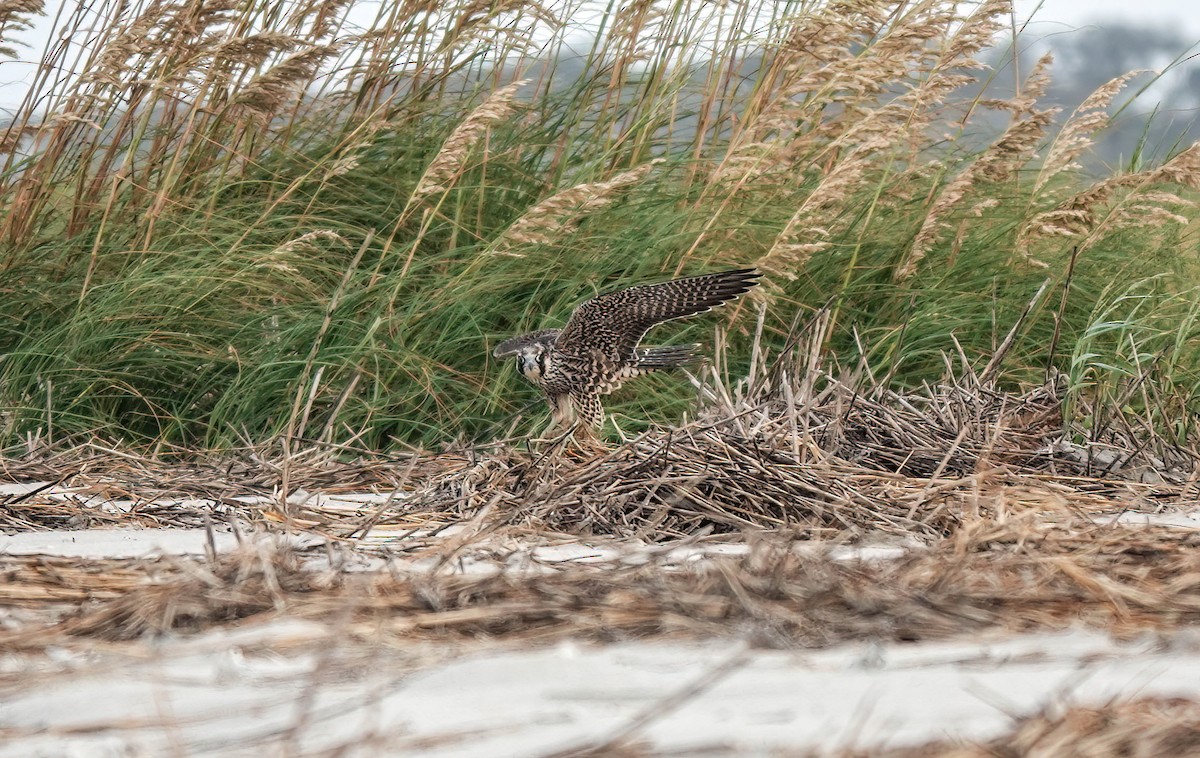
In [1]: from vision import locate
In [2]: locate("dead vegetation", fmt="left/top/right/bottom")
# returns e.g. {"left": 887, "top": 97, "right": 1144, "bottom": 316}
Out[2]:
{"left": 2, "top": 507, "right": 1199, "bottom": 652}
{"left": 5, "top": 315, "right": 1196, "bottom": 543}
{"left": 3, "top": 322, "right": 1200, "bottom": 755}
{"left": 878, "top": 697, "right": 1200, "bottom": 757}
{"left": 3, "top": 323, "right": 1200, "bottom": 653}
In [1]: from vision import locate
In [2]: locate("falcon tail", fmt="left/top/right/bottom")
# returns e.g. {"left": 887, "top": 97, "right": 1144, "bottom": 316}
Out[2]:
{"left": 635, "top": 344, "right": 701, "bottom": 369}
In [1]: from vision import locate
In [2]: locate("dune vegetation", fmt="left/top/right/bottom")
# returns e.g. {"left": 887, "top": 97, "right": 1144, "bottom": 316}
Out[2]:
{"left": 0, "top": 0, "right": 1197, "bottom": 452}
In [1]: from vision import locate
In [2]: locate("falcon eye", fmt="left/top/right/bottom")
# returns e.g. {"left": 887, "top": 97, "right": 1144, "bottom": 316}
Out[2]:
{"left": 536, "top": 352, "right": 547, "bottom": 374}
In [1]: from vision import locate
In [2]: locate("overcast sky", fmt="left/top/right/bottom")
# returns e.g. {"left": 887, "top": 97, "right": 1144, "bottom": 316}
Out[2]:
{"left": 1017, "top": 0, "right": 1199, "bottom": 34}
{"left": 0, "top": 1, "right": 1198, "bottom": 110}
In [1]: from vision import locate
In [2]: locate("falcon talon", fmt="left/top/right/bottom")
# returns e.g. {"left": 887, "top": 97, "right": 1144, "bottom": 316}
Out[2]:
{"left": 493, "top": 268, "right": 761, "bottom": 437}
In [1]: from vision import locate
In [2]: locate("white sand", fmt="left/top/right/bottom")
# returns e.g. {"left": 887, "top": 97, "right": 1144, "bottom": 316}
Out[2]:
{"left": 0, "top": 527, "right": 243, "bottom": 558}
{"left": 4, "top": 626, "right": 1200, "bottom": 756}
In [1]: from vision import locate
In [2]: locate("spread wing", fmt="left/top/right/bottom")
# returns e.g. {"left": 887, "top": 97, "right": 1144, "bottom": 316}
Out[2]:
{"left": 555, "top": 268, "right": 760, "bottom": 361}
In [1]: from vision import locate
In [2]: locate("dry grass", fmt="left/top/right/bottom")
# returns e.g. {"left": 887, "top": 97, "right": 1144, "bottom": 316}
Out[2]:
{"left": 3, "top": 336, "right": 1200, "bottom": 757}
{"left": 2, "top": 508, "right": 1199, "bottom": 650}
{"left": 877, "top": 697, "right": 1200, "bottom": 757}
{"left": 3, "top": 327, "right": 1200, "bottom": 653}
{"left": 403, "top": 313, "right": 1196, "bottom": 541}
{"left": 6, "top": 318, "right": 1193, "bottom": 540}
{"left": 494, "top": 160, "right": 665, "bottom": 254}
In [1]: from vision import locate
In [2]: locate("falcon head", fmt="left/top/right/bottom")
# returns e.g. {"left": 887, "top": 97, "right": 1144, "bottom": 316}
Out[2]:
{"left": 492, "top": 329, "right": 561, "bottom": 386}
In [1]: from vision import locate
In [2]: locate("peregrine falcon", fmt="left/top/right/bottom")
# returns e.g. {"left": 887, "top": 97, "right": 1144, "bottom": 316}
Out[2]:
{"left": 492, "top": 268, "right": 761, "bottom": 435}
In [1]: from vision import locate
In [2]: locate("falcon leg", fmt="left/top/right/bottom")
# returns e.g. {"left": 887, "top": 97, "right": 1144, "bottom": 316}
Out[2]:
{"left": 568, "top": 391, "right": 608, "bottom": 450}
{"left": 532, "top": 394, "right": 574, "bottom": 444}
{"left": 529, "top": 393, "right": 607, "bottom": 452}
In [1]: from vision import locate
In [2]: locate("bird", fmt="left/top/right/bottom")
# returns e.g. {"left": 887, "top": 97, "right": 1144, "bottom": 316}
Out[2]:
{"left": 492, "top": 268, "right": 761, "bottom": 438}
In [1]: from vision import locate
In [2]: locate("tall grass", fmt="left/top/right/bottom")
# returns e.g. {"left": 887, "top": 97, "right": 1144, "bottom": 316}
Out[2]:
{"left": 0, "top": 0, "right": 1198, "bottom": 450}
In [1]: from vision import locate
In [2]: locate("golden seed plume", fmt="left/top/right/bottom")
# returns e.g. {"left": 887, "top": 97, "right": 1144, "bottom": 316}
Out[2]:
{"left": 0, "top": 0, "right": 43, "bottom": 58}
{"left": 212, "top": 32, "right": 301, "bottom": 69}
{"left": 897, "top": 54, "right": 1058, "bottom": 281}
{"left": 494, "top": 160, "right": 664, "bottom": 254}
{"left": 1018, "top": 142, "right": 1200, "bottom": 263}
{"left": 1036, "top": 70, "right": 1144, "bottom": 193}
{"left": 272, "top": 229, "right": 349, "bottom": 257}
{"left": 285, "top": 0, "right": 357, "bottom": 40}
{"left": 82, "top": 3, "right": 171, "bottom": 88}
{"left": 234, "top": 45, "right": 341, "bottom": 120}
{"left": 713, "top": 0, "right": 1015, "bottom": 283}
{"left": 411, "top": 79, "right": 529, "bottom": 202}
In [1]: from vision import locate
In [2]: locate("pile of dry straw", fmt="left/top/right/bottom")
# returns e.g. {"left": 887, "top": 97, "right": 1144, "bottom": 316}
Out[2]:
{"left": 2, "top": 315, "right": 1198, "bottom": 651}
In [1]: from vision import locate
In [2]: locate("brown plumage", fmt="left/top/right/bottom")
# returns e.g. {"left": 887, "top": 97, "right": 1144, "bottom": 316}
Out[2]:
{"left": 493, "top": 268, "right": 760, "bottom": 434}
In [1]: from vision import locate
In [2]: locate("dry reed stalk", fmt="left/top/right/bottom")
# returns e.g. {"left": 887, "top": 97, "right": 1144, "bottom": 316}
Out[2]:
{"left": 0, "top": 0, "right": 170, "bottom": 240}
{"left": 80, "top": 2, "right": 172, "bottom": 88}
{"left": 757, "top": 1, "right": 1005, "bottom": 279}
{"left": 447, "top": 0, "right": 560, "bottom": 52}
{"left": 340, "top": 5, "right": 431, "bottom": 118}
{"left": 283, "top": 0, "right": 356, "bottom": 40}
{"left": 233, "top": 44, "right": 341, "bottom": 121}
{"left": 0, "top": 0, "right": 43, "bottom": 59}
{"left": 720, "top": 1, "right": 1011, "bottom": 279}
{"left": 0, "top": 555, "right": 161, "bottom": 622}
{"left": 272, "top": 229, "right": 348, "bottom": 255}
{"left": 493, "top": 160, "right": 664, "bottom": 254}
{"left": 0, "top": 123, "right": 35, "bottom": 153}
{"left": 83, "top": 0, "right": 240, "bottom": 92}
{"left": 715, "top": 0, "right": 1006, "bottom": 185}
{"left": 347, "top": 0, "right": 555, "bottom": 118}
{"left": 210, "top": 32, "right": 302, "bottom": 71}
{"left": 879, "top": 698, "right": 1200, "bottom": 757}
{"left": 709, "top": 2, "right": 884, "bottom": 187}
{"left": 1034, "top": 71, "right": 1144, "bottom": 194}
{"left": 7, "top": 511, "right": 1200, "bottom": 649}
{"left": 2, "top": 0, "right": 269, "bottom": 241}
{"left": 896, "top": 52, "right": 1058, "bottom": 278}
{"left": 1018, "top": 141, "right": 1200, "bottom": 263}
{"left": 409, "top": 79, "right": 530, "bottom": 203}
{"left": 0, "top": 438, "right": 434, "bottom": 519}
{"left": 598, "top": 0, "right": 667, "bottom": 100}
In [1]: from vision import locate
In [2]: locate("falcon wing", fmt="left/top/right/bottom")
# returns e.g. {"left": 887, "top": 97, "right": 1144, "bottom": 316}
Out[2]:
{"left": 555, "top": 268, "right": 760, "bottom": 361}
